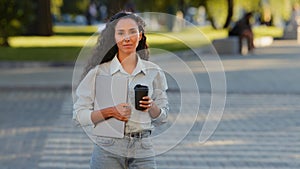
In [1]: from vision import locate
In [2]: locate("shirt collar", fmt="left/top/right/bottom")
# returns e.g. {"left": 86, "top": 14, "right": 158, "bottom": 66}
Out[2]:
{"left": 110, "top": 55, "right": 122, "bottom": 75}
{"left": 110, "top": 54, "right": 147, "bottom": 76}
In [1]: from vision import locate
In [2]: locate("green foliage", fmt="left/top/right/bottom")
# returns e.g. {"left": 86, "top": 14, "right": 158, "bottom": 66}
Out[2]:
{"left": 204, "top": 0, "right": 296, "bottom": 28}
{"left": 205, "top": 0, "right": 228, "bottom": 29}
{"left": 133, "top": 0, "right": 179, "bottom": 13}
{"left": 269, "top": 0, "right": 292, "bottom": 22}
{"left": 253, "top": 26, "right": 283, "bottom": 38}
{"left": 0, "top": 25, "right": 282, "bottom": 61}
{"left": 51, "top": 0, "right": 63, "bottom": 16}
{"left": 60, "top": 0, "right": 89, "bottom": 15}
{"left": 183, "top": 0, "right": 205, "bottom": 7}
{"left": 0, "top": 0, "right": 35, "bottom": 46}
{"left": 291, "top": 0, "right": 300, "bottom": 5}
{"left": 235, "top": 0, "right": 260, "bottom": 13}
{"left": 259, "top": 0, "right": 296, "bottom": 26}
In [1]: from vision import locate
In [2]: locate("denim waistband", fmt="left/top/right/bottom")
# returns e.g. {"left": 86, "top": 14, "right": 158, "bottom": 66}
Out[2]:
{"left": 124, "top": 130, "right": 151, "bottom": 139}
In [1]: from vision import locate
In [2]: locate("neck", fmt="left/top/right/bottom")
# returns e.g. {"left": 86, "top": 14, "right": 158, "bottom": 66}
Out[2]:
{"left": 118, "top": 52, "right": 137, "bottom": 65}
{"left": 117, "top": 52, "right": 138, "bottom": 74}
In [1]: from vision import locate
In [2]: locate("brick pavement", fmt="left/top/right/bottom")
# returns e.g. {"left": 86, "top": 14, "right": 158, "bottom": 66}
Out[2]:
{"left": 33, "top": 92, "right": 300, "bottom": 169}
{"left": 1, "top": 88, "right": 299, "bottom": 169}
{"left": 1, "top": 40, "right": 300, "bottom": 168}
{"left": 0, "top": 89, "right": 69, "bottom": 169}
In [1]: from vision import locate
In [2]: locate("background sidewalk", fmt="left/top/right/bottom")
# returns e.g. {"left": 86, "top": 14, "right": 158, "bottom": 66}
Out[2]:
{"left": 0, "top": 40, "right": 300, "bottom": 169}
{"left": 1, "top": 40, "right": 300, "bottom": 93}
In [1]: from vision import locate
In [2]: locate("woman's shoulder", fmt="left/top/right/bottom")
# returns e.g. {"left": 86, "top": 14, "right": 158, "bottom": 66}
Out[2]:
{"left": 85, "top": 63, "right": 110, "bottom": 76}
{"left": 141, "top": 59, "right": 162, "bottom": 70}
{"left": 96, "top": 61, "right": 112, "bottom": 75}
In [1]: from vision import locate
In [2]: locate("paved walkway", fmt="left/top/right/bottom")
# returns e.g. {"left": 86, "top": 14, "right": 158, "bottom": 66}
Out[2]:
{"left": 0, "top": 40, "right": 300, "bottom": 169}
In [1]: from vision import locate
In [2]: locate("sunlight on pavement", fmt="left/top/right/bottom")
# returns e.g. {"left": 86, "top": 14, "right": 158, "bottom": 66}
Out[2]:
{"left": 185, "top": 140, "right": 247, "bottom": 147}
{"left": 187, "top": 58, "right": 300, "bottom": 73}
{"left": 0, "top": 153, "right": 33, "bottom": 161}
{"left": 0, "top": 126, "right": 51, "bottom": 137}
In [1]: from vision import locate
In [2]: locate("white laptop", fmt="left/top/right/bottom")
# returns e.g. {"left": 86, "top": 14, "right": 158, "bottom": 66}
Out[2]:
{"left": 92, "top": 75, "right": 128, "bottom": 138}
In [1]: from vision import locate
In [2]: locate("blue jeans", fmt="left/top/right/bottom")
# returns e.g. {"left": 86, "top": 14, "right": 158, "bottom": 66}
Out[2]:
{"left": 90, "top": 136, "right": 156, "bottom": 169}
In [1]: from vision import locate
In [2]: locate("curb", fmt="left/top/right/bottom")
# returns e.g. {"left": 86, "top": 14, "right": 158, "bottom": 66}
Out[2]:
{"left": 0, "top": 85, "right": 72, "bottom": 91}
{"left": 0, "top": 61, "right": 75, "bottom": 69}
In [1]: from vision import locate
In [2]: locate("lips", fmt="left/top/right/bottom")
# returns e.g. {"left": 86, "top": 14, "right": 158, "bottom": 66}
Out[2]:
{"left": 123, "top": 44, "right": 133, "bottom": 48}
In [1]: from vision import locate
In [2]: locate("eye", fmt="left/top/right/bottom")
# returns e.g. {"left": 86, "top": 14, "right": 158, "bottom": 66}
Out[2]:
{"left": 117, "top": 32, "right": 124, "bottom": 35}
{"left": 130, "top": 30, "right": 137, "bottom": 34}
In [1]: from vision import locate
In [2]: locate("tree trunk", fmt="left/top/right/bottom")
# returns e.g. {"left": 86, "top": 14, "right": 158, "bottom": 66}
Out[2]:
{"left": 0, "top": 27, "right": 10, "bottom": 47}
{"left": 26, "top": 0, "right": 53, "bottom": 36}
{"left": 0, "top": 36, "right": 10, "bottom": 47}
{"left": 36, "top": 0, "right": 53, "bottom": 36}
{"left": 106, "top": 0, "right": 129, "bottom": 19}
{"left": 223, "top": 0, "right": 233, "bottom": 28}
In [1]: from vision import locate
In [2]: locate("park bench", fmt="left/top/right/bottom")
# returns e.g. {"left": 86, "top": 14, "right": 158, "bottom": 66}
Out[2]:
{"left": 283, "top": 26, "right": 300, "bottom": 43}
{"left": 213, "top": 36, "right": 273, "bottom": 55}
{"left": 212, "top": 36, "right": 240, "bottom": 55}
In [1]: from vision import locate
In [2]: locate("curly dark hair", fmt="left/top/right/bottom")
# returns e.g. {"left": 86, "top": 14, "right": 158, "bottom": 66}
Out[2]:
{"left": 81, "top": 11, "right": 149, "bottom": 79}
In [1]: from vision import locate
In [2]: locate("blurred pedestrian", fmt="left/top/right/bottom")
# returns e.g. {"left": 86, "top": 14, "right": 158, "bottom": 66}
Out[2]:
{"left": 229, "top": 12, "right": 255, "bottom": 52}
{"left": 73, "top": 11, "right": 169, "bottom": 169}
{"left": 99, "top": 4, "right": 107, "bottom": 21}
{"left": 86, "top": 1, "right": 98, "bottom": 25}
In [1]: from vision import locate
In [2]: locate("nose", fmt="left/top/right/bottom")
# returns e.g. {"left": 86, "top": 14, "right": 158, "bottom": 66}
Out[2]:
{"left": 124, "top": 35, "right": 130, "bottom": 42}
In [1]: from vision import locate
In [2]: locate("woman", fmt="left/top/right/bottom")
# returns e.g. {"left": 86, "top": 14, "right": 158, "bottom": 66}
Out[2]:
{"left": 73, "top": 11, "right": 169, "bottom": 169}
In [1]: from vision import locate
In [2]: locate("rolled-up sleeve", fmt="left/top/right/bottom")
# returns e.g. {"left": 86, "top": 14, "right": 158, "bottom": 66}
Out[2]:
{"left": 151, "top": 68, "right": 169, "bottom": 126}
{"left": 73, "top": 67, "right": 97, "bottom": 126}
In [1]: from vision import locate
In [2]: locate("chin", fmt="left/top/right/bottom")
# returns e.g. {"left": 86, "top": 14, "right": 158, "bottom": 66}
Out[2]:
{"left": 122, "top": 49, "right": 136, "bottom": 54}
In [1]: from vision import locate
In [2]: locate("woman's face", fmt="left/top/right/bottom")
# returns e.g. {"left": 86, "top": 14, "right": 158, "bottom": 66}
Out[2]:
{"left": 115, "top": 18, "right": 142, "bottom": 55}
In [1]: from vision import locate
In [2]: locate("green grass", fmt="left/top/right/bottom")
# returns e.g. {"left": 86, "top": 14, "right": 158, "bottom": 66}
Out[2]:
{"left": 146, "top": 27, "right": 227, "bottom": 54}
{"left": 253, "top": 25, "right": 283, "bottom": 38}
{"left": 54, "top": 25, "right": 98, "bottom": 33}
{"left": 0, "top": 25, "right": 283, "bottom": 61}
{"left": 0, "top": 47, "right": 81, "bottom": 61}
{"left": 9, "top": 35, "right": 98, "bottom": 47}
{"left": 53, "top": 25, "right": 99, "bottom": 36}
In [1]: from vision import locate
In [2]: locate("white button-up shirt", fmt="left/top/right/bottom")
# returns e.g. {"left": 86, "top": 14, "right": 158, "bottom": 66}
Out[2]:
{"left": 73, "top": 55, "right": 169, "bottom": 133}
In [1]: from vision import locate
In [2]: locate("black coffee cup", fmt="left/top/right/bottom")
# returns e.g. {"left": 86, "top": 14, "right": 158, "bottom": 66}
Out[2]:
{"left": 134, "top": 84, "right": 149, "bottom": 111}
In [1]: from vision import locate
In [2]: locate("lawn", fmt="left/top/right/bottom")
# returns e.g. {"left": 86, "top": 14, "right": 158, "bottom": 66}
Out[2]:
{"left": 0, "top": 25, "right": 282, "bottom": 61}
{"left": 0, "top": 47, "right": 82, "bottom": 62}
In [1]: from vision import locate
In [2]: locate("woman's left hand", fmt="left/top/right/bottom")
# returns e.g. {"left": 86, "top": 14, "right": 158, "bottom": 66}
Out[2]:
{"left": 139, "top": 96, "right": 153, "bottom": 112}
{"left": 139, "top": 96, "right": 161, "bottom": 118}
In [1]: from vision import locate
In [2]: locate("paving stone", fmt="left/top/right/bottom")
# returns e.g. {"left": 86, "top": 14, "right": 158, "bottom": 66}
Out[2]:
{"left": 1, "top": 40, "right": 300, "bottom": 168}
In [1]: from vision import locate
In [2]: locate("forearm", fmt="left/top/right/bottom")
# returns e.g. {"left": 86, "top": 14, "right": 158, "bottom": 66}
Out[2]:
{"left": 91, "top": 107, "right": 116, "bottom": 126}
{"left": 149, "top": 103, "right": 161, "bottom": 118}
{"left": 91, "top": 104, "right": 130, "bottom": 126}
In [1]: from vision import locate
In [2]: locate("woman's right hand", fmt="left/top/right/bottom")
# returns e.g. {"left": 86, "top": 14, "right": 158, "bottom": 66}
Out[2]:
{"left": 91, "top": 103, "right": 131, "bottom": 125}
{"left": 113, "top": 103, "right": 131, "bottom": 122}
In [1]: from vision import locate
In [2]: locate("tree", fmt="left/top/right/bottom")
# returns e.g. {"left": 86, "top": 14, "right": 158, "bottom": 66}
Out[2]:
{"left": 205, "top": 0, "right": 228, "bottom": 29}
{"left": 205, "top": 0, "right": 239, "bottom": 29}
{"left": 105, "top": 0, "right": 131, "bottom": 17}
{"left": 26, "top": 0, "right": 53, "bottom": 36}
{"left": 0, "top": 0, "right": 15, "bottom": 46}
{"left": 223, "top": 0, "right": 233, "bottom": 28}
{"left": 0, "top": 0, "right": 53, "bottom": 47}
{"left": 51, "top": 0, "right": 63, "bottom": 20}
{"left": 205, "top": 0, "right": 261, "bottom": 29}
{"left": 0, "top": 0, "right": 34, "bottom": 46}
{"left": 60, "top": 0, "right": 89, "bottom": 15}
{"left": 37, "top": 0, "right": 53, "bottom": 36}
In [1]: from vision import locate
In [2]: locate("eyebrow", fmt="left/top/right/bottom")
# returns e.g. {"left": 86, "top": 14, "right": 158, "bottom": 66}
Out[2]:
{"left": 116, "top": 28, "right": 138, "bottom": 31}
